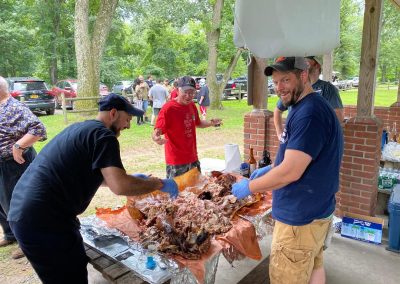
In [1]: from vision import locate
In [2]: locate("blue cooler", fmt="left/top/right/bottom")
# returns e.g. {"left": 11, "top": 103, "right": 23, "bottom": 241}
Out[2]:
{"left": 387, "top": 185, "right": 400, "bottom": 253}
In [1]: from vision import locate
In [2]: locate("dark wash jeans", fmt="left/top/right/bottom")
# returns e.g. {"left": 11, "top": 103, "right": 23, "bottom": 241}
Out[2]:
{"left": 10, "top": 221, "right": 89, "bottom": 284}
{"left": 0, "top": 148, "right": 36, "bottom": 241}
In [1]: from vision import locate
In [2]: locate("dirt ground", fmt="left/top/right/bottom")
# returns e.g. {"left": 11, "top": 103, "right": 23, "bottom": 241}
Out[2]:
{"left": 0, "top": 125, "right": 243, "bottom": 283}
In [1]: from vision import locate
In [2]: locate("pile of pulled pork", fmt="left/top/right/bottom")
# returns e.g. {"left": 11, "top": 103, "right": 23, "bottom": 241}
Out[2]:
{"left": 131, "top": 172, "right": 258, "bottom": 259}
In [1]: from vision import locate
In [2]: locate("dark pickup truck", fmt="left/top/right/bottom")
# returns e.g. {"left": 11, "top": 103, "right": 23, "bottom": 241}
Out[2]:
{"left": 222, "top": 76, "right": 247, "bottom": 100}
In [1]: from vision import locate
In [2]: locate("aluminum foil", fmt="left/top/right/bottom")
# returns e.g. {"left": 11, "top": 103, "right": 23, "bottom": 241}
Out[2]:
{"left": 238, "top": 208, "right": 274, "bottom": 240}
{"left": 382, "top": 142, "right": 400, "bottom": 162}
{"left": 80, "top": 207, "right": 273, "bottom": 284}
{"left": 171, "top": 252, "right": 220, "bottom": 284}
{"left": 80, "top": 216, "right": 179, "bottom": 284}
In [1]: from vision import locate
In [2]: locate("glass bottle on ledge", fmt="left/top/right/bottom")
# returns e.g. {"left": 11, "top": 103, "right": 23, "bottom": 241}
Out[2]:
{"left": 248, "top": 148, "right": 257, "bottom": 175}
{"left": 258, "top": 150, "right": 272, "bottom": 169}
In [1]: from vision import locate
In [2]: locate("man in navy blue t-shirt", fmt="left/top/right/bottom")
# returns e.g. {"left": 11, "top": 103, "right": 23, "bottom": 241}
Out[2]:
{"left": 8, "top": 94, "right": 179, "bottom": 284}
{"left": 273, "top": 56, "right": 344, "bottom": 139}
{"left": 232, "top": 57, "right": 343, "bottom": 284}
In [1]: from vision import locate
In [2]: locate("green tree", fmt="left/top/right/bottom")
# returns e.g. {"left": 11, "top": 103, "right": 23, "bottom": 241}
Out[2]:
{"left": 378, "top": 0, "right": 400, "bottom": 83}
{"left": 334, "top": 0, "right": 363, "bottom": 78}
{"left": 74, "top": 0, "right": 119, "bottom": 109}
{"left": 0, "top": 1, "right": 38, "bottom": 77}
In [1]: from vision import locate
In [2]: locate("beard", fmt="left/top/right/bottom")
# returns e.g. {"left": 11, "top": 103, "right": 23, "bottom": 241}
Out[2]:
{"left": 110, "top": 124, "right": 120, "bottom": 137}
{"left": 281, "top": 81, "right": 305, "bottom": 108}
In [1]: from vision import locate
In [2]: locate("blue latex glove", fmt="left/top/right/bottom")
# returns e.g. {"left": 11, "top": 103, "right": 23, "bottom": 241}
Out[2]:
{"left": 161, "top": 179, "right": 179, "bottom": 199}
{"left": 131, "top": 173, "right": 149, "bottom": 179}
{"left": 232, "top": 179, "right": 252, "bottom": 199}
{"left": 250, "top": 165, "right": 272, "bottom": 180}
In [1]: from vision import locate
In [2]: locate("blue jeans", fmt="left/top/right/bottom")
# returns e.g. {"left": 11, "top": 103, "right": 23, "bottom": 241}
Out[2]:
{"left": 0, "top": 148, "right": 36, "bottom": 241}
{"left": 10, "top": 221, "right": 88, "bottom": 284}
{"left": 143, "top": 100, "right": 149, "bottom": 114}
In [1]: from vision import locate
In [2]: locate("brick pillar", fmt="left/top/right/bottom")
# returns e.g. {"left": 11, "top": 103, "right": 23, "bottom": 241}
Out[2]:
{"left": 243, "top": 110, "right": 278, "bottom": 162}
{"left": 336, "top": 117, "right": 382, "bottom": 217}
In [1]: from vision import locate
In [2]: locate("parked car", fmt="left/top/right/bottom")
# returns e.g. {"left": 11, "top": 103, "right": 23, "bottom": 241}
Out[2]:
{"left": 352, "top": 77, "right": 359, "bottom": 87}
{"left": 50, "top": 79, "right": 109, "bottom": 109}
{"left": 112, "top": 80, "right": 133, "bottom": 95}
{"left": 222, "top": 76, "right": 248, "bottom": 100}
{"left": 190, "top": 76, "right": 206, "bottom": 91}
{"left": 99, "top": 83, "right": 109, "bottom": 97}
{"left": 268, "top": 79, "right": 275, "bottom": 95}
{"left": 50, "top": 79, "right": 77, "bottom": 108}
{"left": 7, "top": 77, "right": 55, "bottom": 115}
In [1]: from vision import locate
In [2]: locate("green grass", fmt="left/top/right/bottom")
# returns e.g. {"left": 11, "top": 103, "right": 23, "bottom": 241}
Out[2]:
{"left": 340, "top": 85, "right": 398, "bottom": 106}
{"left": 33, "top": 86, "right": 397, "bottom": 152}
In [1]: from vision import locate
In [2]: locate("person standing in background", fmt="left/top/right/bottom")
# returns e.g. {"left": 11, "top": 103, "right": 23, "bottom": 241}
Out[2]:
{"left": 152, "top": 76, "right": 222, "bottom": 178}
{"left": 132, "top": 79, "right": 144, "bottom": 125}
{"left": 0, "top": 76, "right": 47, "bottom": 259}
{"left": 149, "top": 79, "right": 169, "bottom": 126}
{"left": 145, "top": 75, "right": 154, "bottom": 89}
{"left": 197, "top": 78, "right": 210, "bottom": 120}
{"left": 169, "top": 80, "right": 179, "bottom": 101}
{"left": 135, "top": 75, "right": 150, "bottom": 122}
{"left": 163, "top": 79, "right": 172, "bottom": 94}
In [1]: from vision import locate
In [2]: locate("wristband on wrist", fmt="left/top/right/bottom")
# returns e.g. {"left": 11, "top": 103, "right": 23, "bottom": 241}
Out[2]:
{"left": 14, "top": 143, "right": 27, "bottom": 151}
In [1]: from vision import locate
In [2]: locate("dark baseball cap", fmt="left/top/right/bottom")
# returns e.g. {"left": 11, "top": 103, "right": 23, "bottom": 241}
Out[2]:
{"left": 98, "top": 93, "right": 144, "bottom": 116}
{"left": 178, "top": 76, "right": 196, "bottom": 91}
{"left": 264, "top": 57, "right": 309, "bottom": 76}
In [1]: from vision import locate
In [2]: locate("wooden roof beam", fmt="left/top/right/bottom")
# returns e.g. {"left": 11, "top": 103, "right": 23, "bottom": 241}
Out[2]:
{"left": 356, "top": 0, "right": 384, "bottom": 117}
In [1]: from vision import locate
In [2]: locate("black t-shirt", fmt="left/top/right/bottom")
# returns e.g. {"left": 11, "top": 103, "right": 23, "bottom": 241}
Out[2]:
{"left": 8, "top": 120, "right": 124, "bottom": 229}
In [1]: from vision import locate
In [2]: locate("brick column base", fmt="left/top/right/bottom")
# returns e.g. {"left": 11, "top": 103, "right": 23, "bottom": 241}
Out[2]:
{"left": 243, "top": 110, "right": 278, "bottom": 162}
{"left": 336, "top": 117, "right": 382, "bottom": 217}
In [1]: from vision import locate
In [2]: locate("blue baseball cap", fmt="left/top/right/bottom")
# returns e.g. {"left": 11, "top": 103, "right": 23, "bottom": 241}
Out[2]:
{"left": 98, "top": 93, "right": 144, "bottom": 116}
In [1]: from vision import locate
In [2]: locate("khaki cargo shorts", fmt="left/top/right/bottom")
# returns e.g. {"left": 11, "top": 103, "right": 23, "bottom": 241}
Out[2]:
{"left": 269, "top": 218, "right": 331, "bottom": 284}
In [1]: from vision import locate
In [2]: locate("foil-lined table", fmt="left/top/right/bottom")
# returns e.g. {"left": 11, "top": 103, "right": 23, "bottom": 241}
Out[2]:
{"left": 80, "top": 216, "right": 221, "bottom": 284}
{"left": 80, "top": 208, "right": 273, "bottom": 284}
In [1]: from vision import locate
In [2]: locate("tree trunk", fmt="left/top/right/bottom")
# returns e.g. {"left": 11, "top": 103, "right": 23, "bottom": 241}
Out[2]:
{"left": 397, "top": 73, "right": 400, "bottom": 102}
{"left": 49, "top": 0, "right": 61, "bottom": 85}
{"left": 74, "top": 0, "right": 118, "bottom": 110}
{"left": 206, "top": 0, "right": 242, "bottom": 110}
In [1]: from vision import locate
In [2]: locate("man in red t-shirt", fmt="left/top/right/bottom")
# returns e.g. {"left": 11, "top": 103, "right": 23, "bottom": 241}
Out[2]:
{"left": 152, "top": 76, "right": 222, "bottom": 178}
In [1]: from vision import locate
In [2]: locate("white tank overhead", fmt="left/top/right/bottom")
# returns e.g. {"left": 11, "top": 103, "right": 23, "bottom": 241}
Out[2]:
{"left": 233, "top": 0, "right": 341, "bottom": 58}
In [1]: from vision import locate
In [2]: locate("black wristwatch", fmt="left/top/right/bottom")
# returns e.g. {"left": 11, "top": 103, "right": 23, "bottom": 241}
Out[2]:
{"left": 14, "top": 143, "right": 27, "bottom": 151}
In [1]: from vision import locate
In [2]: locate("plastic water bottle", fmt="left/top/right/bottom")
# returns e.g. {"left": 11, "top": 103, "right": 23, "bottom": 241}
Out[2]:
{"left": 145, "top": 245, "right": 157, "bottom": 270}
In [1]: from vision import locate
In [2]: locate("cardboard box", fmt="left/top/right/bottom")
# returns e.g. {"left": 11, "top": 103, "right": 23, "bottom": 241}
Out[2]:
{"left": 341, "top": 213, "right": 384, "bottom": 244}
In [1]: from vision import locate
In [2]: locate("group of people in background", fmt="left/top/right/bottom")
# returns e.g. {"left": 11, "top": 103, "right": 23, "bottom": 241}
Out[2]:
{"left": 128, "top": 74, "right": 211, "bottom": 125}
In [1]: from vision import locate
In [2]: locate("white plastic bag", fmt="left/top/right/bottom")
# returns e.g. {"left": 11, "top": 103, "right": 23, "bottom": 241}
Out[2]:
{"left": 224, "top": 144, "right": 242, "bottom": 173}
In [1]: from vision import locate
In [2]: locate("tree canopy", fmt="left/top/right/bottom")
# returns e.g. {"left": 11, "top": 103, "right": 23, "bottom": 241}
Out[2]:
{"left": 0, "top": 0, "right": 398, "bottom": 87}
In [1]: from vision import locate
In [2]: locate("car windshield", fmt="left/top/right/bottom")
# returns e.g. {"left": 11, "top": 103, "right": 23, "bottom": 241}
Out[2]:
{"left": 14, "top": 81, "right": 47, "bottom": 91}
{"left": 70, "top": 83, "right": 78, "bottom": 90}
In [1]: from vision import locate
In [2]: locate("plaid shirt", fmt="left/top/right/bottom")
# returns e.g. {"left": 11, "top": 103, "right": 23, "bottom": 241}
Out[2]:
{"left": 0, "top": 97, "right": 47, "bottom": 159}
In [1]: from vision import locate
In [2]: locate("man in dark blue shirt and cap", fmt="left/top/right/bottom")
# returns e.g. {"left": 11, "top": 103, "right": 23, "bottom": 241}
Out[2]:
{"left": 231, "top": 57, "right": 343, "bottom": 284}
{"left": 8, "top": 93, "right": 178, "bottom": 283}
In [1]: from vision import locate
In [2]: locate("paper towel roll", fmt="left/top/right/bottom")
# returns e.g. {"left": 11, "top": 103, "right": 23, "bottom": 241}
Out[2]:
{"left": 224, "top": 144, "right": 242, "bottom": 173}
